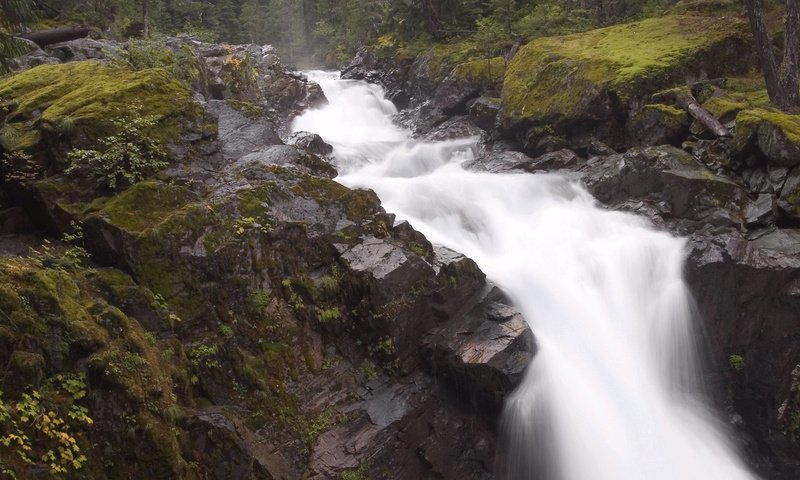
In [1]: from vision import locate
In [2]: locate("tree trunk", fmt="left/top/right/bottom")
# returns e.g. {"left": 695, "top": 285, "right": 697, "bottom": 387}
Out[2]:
{"left": 655, "top": 89, "right": 731, "bottom": 137}
{"left": 142, "top": 0, "right": 150, "bottom": 38}
{"left": 18, "top": 25, "right": 90, "bottom": 48}
{"left": 745, "top": 0, "right": 800, "bottom": 111}
{"left": 780, "top": 0, "right": 800, "bottom": 108}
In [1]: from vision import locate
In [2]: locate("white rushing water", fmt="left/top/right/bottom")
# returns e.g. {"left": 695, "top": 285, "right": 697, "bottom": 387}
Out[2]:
{"left": 293, "top": 71, "right": 756, "bottom": 480}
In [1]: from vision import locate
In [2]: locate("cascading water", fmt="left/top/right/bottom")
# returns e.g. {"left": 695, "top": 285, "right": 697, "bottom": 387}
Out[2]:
{"left": 293, "top": 71, "right": 757, "bottom": 480}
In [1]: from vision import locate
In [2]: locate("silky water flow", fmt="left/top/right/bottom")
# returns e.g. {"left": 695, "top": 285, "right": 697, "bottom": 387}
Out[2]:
{"left": 293, "top": 71, "right": 757, "bottom": 480}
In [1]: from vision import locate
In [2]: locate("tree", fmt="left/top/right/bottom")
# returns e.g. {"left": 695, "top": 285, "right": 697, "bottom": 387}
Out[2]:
{"left": 745, "top": 0, "right": 800, "bottom": 111}
{"left": 0, "top": 0, "right": 37, "bottom": 71}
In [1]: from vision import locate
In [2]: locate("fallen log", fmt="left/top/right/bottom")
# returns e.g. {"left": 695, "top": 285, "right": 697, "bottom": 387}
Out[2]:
{"left": 653, "top": 88, "right": 731, "bottom": 137}
{"left": 18, "top": 25, "right": 90, "bottom": 48}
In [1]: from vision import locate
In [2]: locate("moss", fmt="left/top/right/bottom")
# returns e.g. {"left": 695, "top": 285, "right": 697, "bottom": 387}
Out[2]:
{"left": 702, "top": 74, "right": 770, "bottom": 120}
{"left": 737, "top": 108, "right": 800, "bottom": 144}
{"left": 641, "top": 103, "right": 688, "bottom": 128}
{"left": 0, "top": 122, "right": 41, "bottom": 151}
{"left": 225, "top": 99, "right": 264, "bottom": 119}
{"left": 453, "top": 57, "right": 506, "bottom": 85}
{"left": 503, "top": 14, "right": 750, "bottom": 124}
{"left": 425, "top": 41, "right": 484, "bottom": 83}
{"left": 86, "top": 181, "right": 198, "bottom": 233}
{"left": 0, "top": 61, "right": 200, "bottom": 151}
{"left": 294, "top": 176, "right": 382, "bottom": 224}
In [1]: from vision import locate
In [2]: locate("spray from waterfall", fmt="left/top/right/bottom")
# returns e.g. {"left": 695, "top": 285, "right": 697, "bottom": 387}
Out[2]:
{"left": 293, "top": 71, "right": 757, "bottom": 480}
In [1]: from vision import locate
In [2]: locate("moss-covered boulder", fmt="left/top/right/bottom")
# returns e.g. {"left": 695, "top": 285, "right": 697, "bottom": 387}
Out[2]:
{"left": 502, "top": 14, "right": 752, "bottom": 150}
{"left": 701, "top": 75, "right": 770, "bottom": 123}
{"left": 0, "top": 60, "right": 204, "bottom": 154}
{"left": 734, "top": 108, "right": 800, "bottom": 168}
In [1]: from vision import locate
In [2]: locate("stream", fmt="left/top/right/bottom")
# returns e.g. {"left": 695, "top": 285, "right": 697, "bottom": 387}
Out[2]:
{"left": 293, "top": 71, "right": 756, "bottom": 480}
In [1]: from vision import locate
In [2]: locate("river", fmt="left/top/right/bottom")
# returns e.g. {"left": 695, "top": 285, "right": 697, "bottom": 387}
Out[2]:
{"left": 293, "top": 71, "right": 756, "bottom": 480}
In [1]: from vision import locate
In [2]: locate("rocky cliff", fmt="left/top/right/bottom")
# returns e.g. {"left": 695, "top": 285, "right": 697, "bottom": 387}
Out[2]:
{"left": 0, "top": 37, "right": 532, "bottom": 479}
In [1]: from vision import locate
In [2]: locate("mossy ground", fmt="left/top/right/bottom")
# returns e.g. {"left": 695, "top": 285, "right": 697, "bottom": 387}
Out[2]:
{"left": 502, "top": 14, "right": 750, "bottom": 124}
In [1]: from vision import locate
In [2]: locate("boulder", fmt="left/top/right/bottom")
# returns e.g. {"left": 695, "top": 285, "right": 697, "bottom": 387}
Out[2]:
{"left": 502, "top": 14, "right": 753, "bottom": 152}
{"left": 286, "top": 131, "right": 334, "bottom": 157}
{"left": 581, "top": 145, "right": 748, "bottom": 225}
{"left": 734, "top": 108, "right": 800, "bottom": 169}
{"left": 422, "top": 286, "right": 536, "bottom": 410}
{"left": 628, "top": 103, "right": 691, "bottom": 146}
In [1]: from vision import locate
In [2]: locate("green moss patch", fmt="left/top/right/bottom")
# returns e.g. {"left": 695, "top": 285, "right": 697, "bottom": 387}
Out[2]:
{"left": 0, "top": 60, "right": 199, "bottom": 151}
{"left": 86, "top": 181, "right": 198, "bottom": 234}
{"left": 502, "top": 14, "right": 751, "bottom": 126}
{"left": 703, "top": 74, "right": 770, "bottom": 120}
{"left": 453, "top": 57, "right": 506, "bottom": 86}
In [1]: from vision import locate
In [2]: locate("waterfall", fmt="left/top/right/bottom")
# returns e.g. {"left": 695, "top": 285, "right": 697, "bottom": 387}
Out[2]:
{"left": 293, "top": 71, "right": 757, "bottom": 480}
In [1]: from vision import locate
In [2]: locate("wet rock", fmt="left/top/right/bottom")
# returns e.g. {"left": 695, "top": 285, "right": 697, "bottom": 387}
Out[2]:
{"left": 776, "top": 169, "right": 800, "bottom": 221}
{"left": 433, "top": 57, "right": 505, "bottom": 115}
{"left": 516, "top": 149, "right": 582, "bottom": 172}
{"left": 421, "top": 115, "right": 484, "bottom": 142}
{"left": 207, "top": 99, "right": 283, "bottom": 160}
{"left": 286, "top": 131, "right": 333, "bottom": 156}
{"left": 685, "top": 228, "right": 800, "bottom": 477}
{"left": 628, "top": 104, "right": 691, "bottom": 146}
{"left": 582, "top": 146, "right": 747, "bottom": 225}
{"left": 45, "top": 38, "right": 127, "bottom": 63}
{"left": 469, "top": 96, "right": 502, "bottom": 132}
{"left": 183, "top": 411, "right": 276, "bottom": 480}
{"left": 744, "top": 193, "right": 775, "bottom": 227}
{"left": 422, "top": 287, "right": 536, "bottom": 410}
{"left": 340, "top": 235, "right": 435, "bottom": 304}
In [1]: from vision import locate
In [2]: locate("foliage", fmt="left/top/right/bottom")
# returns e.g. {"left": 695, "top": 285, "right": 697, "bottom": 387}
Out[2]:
{"left": 65, "top": 103, "right": 168, "bottom": 191}
{"left": 0, "top": 374, "right": 92, "bottom": 477}
{"left": 729, "top": 354, "right": 746, "bottom": 371}
{"left": 190, "top": 343, "right": 221, "bottom": 369}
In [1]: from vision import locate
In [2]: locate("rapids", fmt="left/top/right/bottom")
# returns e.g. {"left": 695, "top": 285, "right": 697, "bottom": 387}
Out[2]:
{"left": 293, "top": 71, "right": 756, "bottom": 480}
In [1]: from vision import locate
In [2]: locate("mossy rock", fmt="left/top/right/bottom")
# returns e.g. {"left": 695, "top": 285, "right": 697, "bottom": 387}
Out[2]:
{"left": 0, "top": 60, "right": 202, "bottom": 153}
{"left": 628, "top": 103, "right": 690, "bottom": 146}
{"left": 453, "top": 57, "right": 506, "bottom": 86}
{"left": 734, "top": 108, "right": 800, "bottom": 168}
{"left": 0, "top": 255, "right": 190, "bottom": 479}
{"left": 702, "top": 74, "right": 770, "bottom": 122}
{"left": 502, "top": 15, "right": 752, "bottom": 133}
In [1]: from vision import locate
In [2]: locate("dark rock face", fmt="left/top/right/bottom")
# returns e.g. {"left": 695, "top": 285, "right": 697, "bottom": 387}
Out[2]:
{"left": 423, "top": 285, "right": 536, "bottom": 411}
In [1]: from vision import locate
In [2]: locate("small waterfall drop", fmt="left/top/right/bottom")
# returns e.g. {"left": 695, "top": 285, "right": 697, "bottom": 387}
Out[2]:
{"left": 293, "top": 71, "right": 757, "bottom": 480}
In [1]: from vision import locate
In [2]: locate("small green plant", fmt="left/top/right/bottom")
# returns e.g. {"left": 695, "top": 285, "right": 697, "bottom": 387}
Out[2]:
{"left": 368, "top": 336, "right": 396, "bottom": 358}
{"left": 126, "top": 36, "right": 176, "bottom": 71}
{"left": 190, "top": 343, "right": 220, "bottom": 369}
{"left": 315, "top": 307, "right": 342, "bottom": 324}
{"left": 340, "top": 463, "right": 368, "bottom": 480}
{"left": 28, "top": 225, "right": 89, "bottom": 271}
{"left": 729, "top": 354, "right": 746, "bottom": 371}
{"left": 234, "top": 216, "right": 273, "bottom": 235}
{"left": 0, "top": 374, "right": 92, "bottom": 476}
{"left": 248, "top": 290, "right": 271, "bottom": 312}
{"left": 218, "top": 324, "right": 233, "bottom": 337}
{"left": 65, "top": 104, "right": 168, "bottom": 191}
{"left": 358, "top": 360, "right": 379, "bottom": 381}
